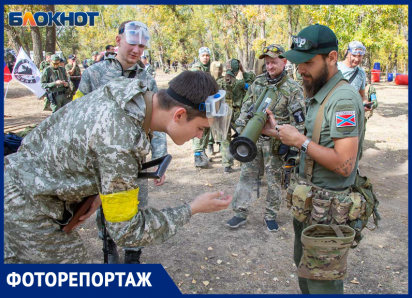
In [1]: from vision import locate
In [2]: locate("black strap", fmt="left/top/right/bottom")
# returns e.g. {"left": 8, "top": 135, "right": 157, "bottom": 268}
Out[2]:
{"left": 348, "top": 67, "right": 359, "bottom": 84}
{"left": 127, "top": 70, "right": 137, "bottom": 79}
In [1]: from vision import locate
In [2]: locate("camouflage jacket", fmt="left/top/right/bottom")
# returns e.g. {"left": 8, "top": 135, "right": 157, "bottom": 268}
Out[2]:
{"left": 39, "top": 60, "right": 50, "bottom": 72}
{"left": 4, "top": 77, "right": 191, "bottom": 248}
{"left": 236, "top": 74, "right": 305, "bottom": 150}
{"left": 65, "top": 63, "right": 82, "bottom": 80}
{"left": 191, "top": 61, "right": 210, "bottom": 73}
{"left": 78, "top": 56, "right": 165, "bottom": 158}
{"left": 145, "top": 63, "right": 156, "bottom": 77}
{"left": 41, "top": 66, "right": 69, "bottom": 93}
{"left": 216, "top": 71, "right": 256, "bottom": 123}
{"left": 79, "top": 56, "right": 157, "bottom": 95}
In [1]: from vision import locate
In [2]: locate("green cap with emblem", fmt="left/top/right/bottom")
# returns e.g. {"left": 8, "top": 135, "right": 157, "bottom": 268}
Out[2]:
{"left": 280, "top": 24, "right": 339, "bottom": 64}
{"left": 92, "top": 51, "right": 99, "bottom": 56}
{"left": 50, "top": 54, "right": 60, "bottom": 62}
{"left": 259, "top": 44, "right": 285, "bottom": 59}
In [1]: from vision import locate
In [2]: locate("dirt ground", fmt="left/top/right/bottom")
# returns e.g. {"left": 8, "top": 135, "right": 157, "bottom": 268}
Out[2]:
{"left": 4, "top": 70, "right": 409, "bottom": 294}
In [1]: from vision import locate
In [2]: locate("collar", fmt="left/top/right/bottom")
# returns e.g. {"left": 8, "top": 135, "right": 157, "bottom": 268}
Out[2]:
{"left": 311, "top": 71, "right": 345, "bottom": 103}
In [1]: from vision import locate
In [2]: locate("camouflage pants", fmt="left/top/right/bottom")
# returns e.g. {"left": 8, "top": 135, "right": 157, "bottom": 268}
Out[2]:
{"left": 231, "top": 138, "right": 283, "bottom": 220}
{"left": 4, "top": 171, "right": 90, "bottom": 264}
{"left": 220, "top": 132, "right": 234, "bottom": 167}
{"left": 293, "top": 218, "right": 344, "bottom": 294}
{"left": 192, "top": 128, "right": 211, "bottom": 152}
{"left": 51, "top": 94, "right": 72, "bottom": 113}
{"left": 96, "top": 178, "right": 148, "bottom": 252}
{"left": 43, "top": 96, "right": 51, "bottom": 111}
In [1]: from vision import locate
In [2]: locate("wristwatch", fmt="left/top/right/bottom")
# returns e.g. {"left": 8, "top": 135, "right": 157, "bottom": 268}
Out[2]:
{"left": 301, "top": 139, "right": 311, "bottom": 154}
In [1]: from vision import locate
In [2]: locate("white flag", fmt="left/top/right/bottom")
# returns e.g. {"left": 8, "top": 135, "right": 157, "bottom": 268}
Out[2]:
{"left": 11, "top": 47, "right": 46, "bottom": 98}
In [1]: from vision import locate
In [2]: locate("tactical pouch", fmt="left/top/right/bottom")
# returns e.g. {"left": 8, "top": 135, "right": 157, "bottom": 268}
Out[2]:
{"left": 311, "top": 198, "right": 332, "bottom": 223}
{"left": 348, "top": 173, "right": 381, "bottom": 247}
{"left": 331, "top": 198, "right": 353, "bottom": 225}
{"left": 291, "top": 184, "right": 313, "bottom": 222}
{"left": 297, "top": 224, "right": 355, "bottom": 280}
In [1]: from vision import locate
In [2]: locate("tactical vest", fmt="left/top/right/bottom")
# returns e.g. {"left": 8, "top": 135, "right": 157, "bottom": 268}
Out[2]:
{"left": 46, "top": 66, "right": 68, "bottom": 91}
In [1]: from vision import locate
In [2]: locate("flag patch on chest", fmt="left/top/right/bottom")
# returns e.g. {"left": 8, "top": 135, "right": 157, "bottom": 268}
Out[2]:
{"left": 336, "top": 111, "right": 356, "bottom": 127}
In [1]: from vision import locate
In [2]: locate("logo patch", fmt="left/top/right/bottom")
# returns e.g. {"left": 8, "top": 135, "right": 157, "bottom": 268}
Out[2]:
{"left": 336, "top": 111, "right": 356, "bottom": 127}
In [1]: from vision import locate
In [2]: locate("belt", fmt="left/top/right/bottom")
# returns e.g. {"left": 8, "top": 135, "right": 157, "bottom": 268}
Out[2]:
{"left": 55, "top": 90, "right": 66, "bottom": 95}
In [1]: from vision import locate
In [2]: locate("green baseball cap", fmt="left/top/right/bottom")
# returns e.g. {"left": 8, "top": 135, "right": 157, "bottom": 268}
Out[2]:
{"left": 50, "top": 54, "right": 60, "bottom": 62}
{"left": 280, "top": 24, "right": 339, "bottom": 64}
{"left": 259, "top": 44, "right": 285, "bottom": 59}
{"left": 92, "top": 51, "right": 99, "bottom": 56}
{"left": 45, "top": 52, "right": 52, "bottom": 56}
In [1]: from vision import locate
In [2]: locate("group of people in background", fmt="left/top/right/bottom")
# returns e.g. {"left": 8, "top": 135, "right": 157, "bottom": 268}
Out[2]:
{"left": 5, "top": 18, "right": 380, "bottom": 296}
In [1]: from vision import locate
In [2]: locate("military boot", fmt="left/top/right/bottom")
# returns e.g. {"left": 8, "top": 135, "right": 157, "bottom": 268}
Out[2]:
{"left": 124, "top": 249, "right": 142, "bottom": 264}
{"left": 194, "top": 151, "right": 209, "bottom": 168}
{"left": 107, "top": 240, "right": 119, "bottom": 264}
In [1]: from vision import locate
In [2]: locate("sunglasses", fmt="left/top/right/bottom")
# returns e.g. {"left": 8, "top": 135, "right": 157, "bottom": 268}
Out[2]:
{"left": 263, "top": 45, "right": 283, "bottom": 54}
{"left": 52, "top": 62, "right": 60, "bottom": 65}
{"left": 291, "top": 35, "right": 338, "bottom": 51}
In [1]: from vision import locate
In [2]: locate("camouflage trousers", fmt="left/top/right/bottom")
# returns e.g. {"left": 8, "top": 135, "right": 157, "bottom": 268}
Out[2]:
{"left": 4, "top": 171, "right": 90, "bottom": 264}
{"left": 231, "top": 137, "right": 283, "bottom": 220}
{"left": 43, "top": 96, "right": 51, "bottom": 111}
{"left": 192, "top": 128, "right": 211, "bottom": 152}
{"left": 293, "top": 218, "right": 344, "bottom": 294}
{"left": 220, "top": 132, "right": 234, "bottom": 167}
{"left": 96, "top": 178, "right": 148, "bottom": 252}
{"left": 51, "top": 94, "right": 72, "bottom": 113}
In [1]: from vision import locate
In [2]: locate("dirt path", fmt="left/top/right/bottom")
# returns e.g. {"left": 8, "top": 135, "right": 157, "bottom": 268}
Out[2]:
{"left": 4, "top": 74, "right": 408, "bottom": 294}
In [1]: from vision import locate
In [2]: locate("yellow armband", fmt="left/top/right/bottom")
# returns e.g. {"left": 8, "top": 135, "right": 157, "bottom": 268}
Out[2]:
{"left": 72, "top": 89, "right": 84, "bottom": 101}
{"left": 100, "top": 188, "right": 139, "bottom": 222}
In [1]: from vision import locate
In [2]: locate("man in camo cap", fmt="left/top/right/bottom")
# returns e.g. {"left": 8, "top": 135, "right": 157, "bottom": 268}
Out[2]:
{"left": 227, "top": 44, "right": 305, "bottom": 232}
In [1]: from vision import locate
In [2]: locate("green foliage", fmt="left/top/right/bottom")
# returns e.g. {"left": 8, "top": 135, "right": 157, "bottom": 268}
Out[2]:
{"left": 4, "top": 5, "right": 408, "bottom": 73}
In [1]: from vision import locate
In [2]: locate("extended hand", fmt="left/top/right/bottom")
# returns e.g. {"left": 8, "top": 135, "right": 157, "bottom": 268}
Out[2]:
{"left": 63, "top": 82, "right": 68, "bottom": 87}
{"left": 73, "top": 194, "right": 102, "bottom": 229}
{"left": 154, "top": 173, "right": 166, "bottom": 186}
{"left": 189, "top": 191, "right": 232, "bottom": 215}
{"left": 261, "top": 109, "right": 279, "bottom": 138}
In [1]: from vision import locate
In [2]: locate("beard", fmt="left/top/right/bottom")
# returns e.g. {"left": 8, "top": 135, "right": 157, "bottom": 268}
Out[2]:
{"left": 302, "top": 61, "right": 329, "bottom": 98}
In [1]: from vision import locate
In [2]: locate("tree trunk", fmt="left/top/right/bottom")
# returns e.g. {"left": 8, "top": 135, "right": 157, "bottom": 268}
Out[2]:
{"left": 249, "top": 27, "right": 257, "bottom": 70}
{"left": 5, "top": 24, "right": 23, "bottom": 54}
{"left": 45, "top": 5, "right": 56, "bottom": 54}
{"left": 30, "top": 26, "right": 43, "bottom": 67}
{"left": 287, "top": 5, "right": 293, "bottom": 47}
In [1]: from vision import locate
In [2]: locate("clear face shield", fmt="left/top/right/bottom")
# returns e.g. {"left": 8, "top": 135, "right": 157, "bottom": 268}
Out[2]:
{"left": 123, "top": 21, "right": 151, "bottom": 48}
{"left": 205, "top": 90, "right": 232, "bottom": 142}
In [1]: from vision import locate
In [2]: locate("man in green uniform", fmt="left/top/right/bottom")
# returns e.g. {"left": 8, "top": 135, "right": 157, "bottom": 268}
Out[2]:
{"left": 4, "top": 71, "right": 233, "bottom": 264}
{"left": 65, "top": 54, "right": 82, "bottom": 100}
{"left": 226, "top": 45, "right": 305, "bottom": 231}
{"left": 75, "top": 20, "right": 166, "bottom": 264}
{"left": 39, "top": 52, "right": 53, "bottom": 111}
{"left": 191, "top": 46, "right": 213, "bottom": 168}
{"left": 216, "top": 59, "right": 256, "bottom": 173}
{"left": 262, "top": 24, "right": 365, "bottom": 294}
{"left": 40, "top": 54, "right": 70, "bottom": 113}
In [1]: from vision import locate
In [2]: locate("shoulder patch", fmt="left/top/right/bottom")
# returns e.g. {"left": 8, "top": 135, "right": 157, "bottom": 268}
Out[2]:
{"left": 335, "top": 103, "right": 356, "bottom": 133}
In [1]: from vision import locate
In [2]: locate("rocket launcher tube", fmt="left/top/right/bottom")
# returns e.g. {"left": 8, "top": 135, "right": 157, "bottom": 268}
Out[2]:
{"left": 229, "top": 87, "right": 278, "bottom": 162}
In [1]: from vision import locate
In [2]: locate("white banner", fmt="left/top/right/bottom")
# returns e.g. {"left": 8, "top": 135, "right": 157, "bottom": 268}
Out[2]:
{"left": 11, "top": 47, "right": 46, "bottom": 98}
